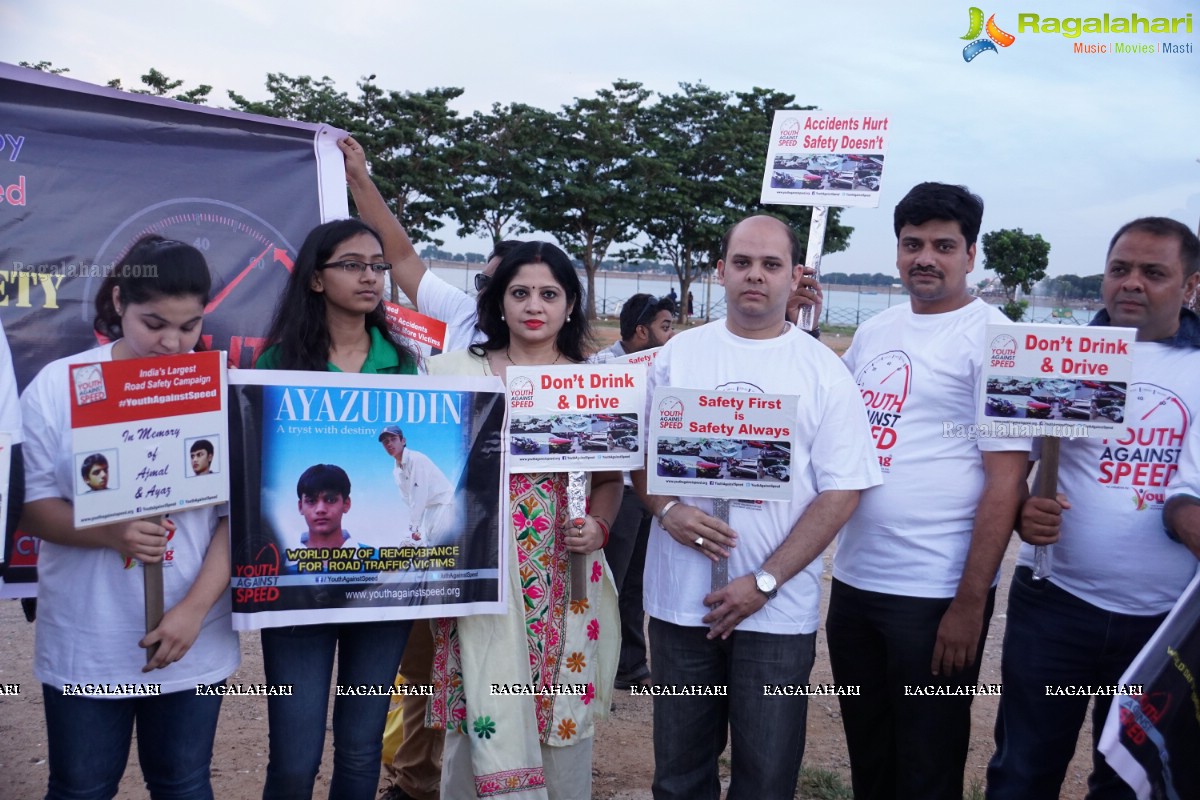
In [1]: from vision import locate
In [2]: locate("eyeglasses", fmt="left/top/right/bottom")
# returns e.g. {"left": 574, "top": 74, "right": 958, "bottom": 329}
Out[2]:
{"left": 321, "top": 261, "right": 391, "bottom": 274}
{"left": 475, "top": 273, "right": 491, "bottom": 292}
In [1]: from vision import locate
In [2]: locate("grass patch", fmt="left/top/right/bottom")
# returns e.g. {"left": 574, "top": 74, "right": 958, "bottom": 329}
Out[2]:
{"left": 796, "top": 767, "right": 854, "bottom": 800}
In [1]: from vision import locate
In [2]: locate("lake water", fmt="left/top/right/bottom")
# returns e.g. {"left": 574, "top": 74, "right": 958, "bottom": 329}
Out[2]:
{"left": 429, "top": 264, "right": 1090, "bottom": 328}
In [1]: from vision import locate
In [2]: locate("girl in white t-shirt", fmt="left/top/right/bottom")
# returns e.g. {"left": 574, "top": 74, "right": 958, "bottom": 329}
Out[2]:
{"left": 20, "top": 235, "right": 239, "bottom": 799}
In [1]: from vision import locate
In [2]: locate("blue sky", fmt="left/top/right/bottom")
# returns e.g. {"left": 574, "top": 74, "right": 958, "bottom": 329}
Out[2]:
{"left": 3, "top": 0, "right": 1197, "bottom": 278}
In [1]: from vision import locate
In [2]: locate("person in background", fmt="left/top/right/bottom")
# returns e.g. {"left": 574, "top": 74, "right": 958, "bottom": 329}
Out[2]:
{"left": 341, "top": 135, "right": 517, "bottom": 353}
{"left": 598, "top": 293, "right": 676, "bottom": 690}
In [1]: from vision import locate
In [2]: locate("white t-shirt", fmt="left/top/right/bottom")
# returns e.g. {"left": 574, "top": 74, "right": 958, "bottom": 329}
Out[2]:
{"left": 643, "top": 322, "right": 881, "bottom": 635}
{"left": 835, "top": 299, "right": 1030, "bottom": 598}
{"left": 21, "top": 343, "right": 239, "bottom": 696}
{"left": 1020, "top": 342, "right": 1200, "bottom": 615}
{"left": 416, "top": 271, "right": 485, "bottom": 353}
{"left": 0, "top": 320, "right": 21, "bottom": 443}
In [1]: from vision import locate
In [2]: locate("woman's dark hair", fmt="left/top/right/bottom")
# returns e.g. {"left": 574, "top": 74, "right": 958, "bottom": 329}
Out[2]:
{"left": 259, "top": 218, "right": 417, "bottom": 371}
{"left": 93, "top": 235, "right": 213, "bottom": 340}
{"left": 470, "top": 241, "right": 592, "bottom": 362}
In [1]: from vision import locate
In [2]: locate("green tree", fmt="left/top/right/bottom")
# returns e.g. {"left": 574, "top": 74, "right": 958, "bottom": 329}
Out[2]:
{"left": 524, "top": 80, "right": 653, "bottom": 319}
{"left": 633, "top": 84, "right": 851, "bottom": 321}
{"left": 982, "top": 228, "right": 1051, "bottom": 321}
{"left": 230, "top": 74, "right": 466, "bottom": 244}
{"left": 108, "top": 68, "right": 212, "bottom": 104}
{"left": 447, "top": 103, "right": 553, "bottom": 244}
{"left": 354, "top": 83, "right": 468, "bottom": 246}
{"left": 19, "top": 60, "right": 69, "bottom": 74}
{"left": 228, "top": 73, "right": 354, "bottom": 127}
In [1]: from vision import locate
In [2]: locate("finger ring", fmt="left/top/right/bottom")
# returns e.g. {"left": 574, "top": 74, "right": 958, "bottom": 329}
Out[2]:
{"left": 695, "top": 537, "right": 704, "bottom": 548}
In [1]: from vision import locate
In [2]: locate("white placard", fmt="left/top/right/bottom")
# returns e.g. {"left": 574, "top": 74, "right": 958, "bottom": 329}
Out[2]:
{"left": 760, "top": 110, "right": 891, "bottom": 208}
{"left": 70, "top": 352, "right": 229, "bottom": 528}
{"left": 979, "top": 323, "right": 1136, "bottom": 437}
{"left": 505, "top": 363, "right": 646, "bottom": 472}
{"left": 647, "top": 386, "right": 796, "bottom": 500}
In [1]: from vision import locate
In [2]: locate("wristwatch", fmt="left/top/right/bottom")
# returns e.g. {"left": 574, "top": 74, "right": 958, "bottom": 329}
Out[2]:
{"left": 753, "top": 568, "right": 778, "bottom": 600}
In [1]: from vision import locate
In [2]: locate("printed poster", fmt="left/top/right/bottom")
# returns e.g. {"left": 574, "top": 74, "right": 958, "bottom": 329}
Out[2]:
{"left": 647, "top": 386, "right": 796, "bottom": 500}
{"left": 980, "top": 323, "right": 1136, "bottom": 437}
{"left": 760, "top": 109, "right": 890, "bottom": 208}
{"left": 1099, "top": 571, "right": 1200, "bottom": 799}
{"left": 228, "top": 370, "right": 505, "bottom": 629}
{"left": 69, "top": 352, "right": 228, "bottom": 528}
{"left": 505, "top": 363, "right": 646, "bottom": 472}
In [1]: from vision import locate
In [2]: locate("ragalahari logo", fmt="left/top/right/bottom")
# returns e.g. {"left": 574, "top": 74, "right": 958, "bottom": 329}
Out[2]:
{"left": 962, "top": 7, "right": 1016, "bottom": 61}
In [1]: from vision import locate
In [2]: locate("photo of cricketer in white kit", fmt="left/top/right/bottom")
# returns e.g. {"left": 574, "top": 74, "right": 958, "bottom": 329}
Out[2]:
{"left": 378, "top": 425, "right": 455, "bottom": 546}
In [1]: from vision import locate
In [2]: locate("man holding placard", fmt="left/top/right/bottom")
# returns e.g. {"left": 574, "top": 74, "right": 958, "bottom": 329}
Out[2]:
{"left": 634, "top": 215, "right": 879, "bottom": 799}
{"left": 828, "top": 183, "right": 1030, "bottom": 800}
{"left": 988, "top": 218, "right": 1200, "bottom": 799}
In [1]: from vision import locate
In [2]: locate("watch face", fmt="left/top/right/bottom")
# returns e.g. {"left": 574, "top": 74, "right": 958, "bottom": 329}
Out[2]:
{"left": 756, "top": 570, "right": 777, "bottom": 594}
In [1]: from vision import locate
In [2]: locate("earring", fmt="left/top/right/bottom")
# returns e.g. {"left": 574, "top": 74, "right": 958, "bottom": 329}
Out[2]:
{"left": 567, "top": 315, "right": 572, "bottom": 322}
{"left": 500, "top": 314, "right": 505, "bottom": 321}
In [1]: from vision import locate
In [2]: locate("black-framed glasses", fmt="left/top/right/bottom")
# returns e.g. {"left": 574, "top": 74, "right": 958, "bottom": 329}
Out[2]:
{"left": 475, "top": 273, "right": 491, "bottom": 292}
{"left": 321, "top": 260, "right": 391, "bottom": 274}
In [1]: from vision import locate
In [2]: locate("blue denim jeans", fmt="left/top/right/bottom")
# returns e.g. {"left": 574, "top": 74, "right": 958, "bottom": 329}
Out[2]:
{"left": 42, "top": 683, "right": 224, "bottom": 800}
{"left": 261, "top": 620, "right": 411, "bottom": 800}
{"left": 826, "top": 578, "right": 995, "bottom": 800}
{"left": 648, "top": 617, "right": 815, "bottom": 800}
{"left": 986, "top": 567, "right": 1163, "bottom": 800}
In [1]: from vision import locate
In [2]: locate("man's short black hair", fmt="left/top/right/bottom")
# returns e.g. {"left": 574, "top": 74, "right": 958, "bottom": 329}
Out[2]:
{"left": 619, "top": 293, "right": 676, "bottom": 340}
{"left": 296, "top": 464, "right": 351, "bottom": 500}
{"left": 81, "top": 453, "right": 108, "bottom": 480}
{"left": 893, "top": 183, "right": 985, "bottom": 246}
{"left": 488, "top": 240, "right": 523, "bottom": 263}
{"left": 1107, "top": 217, "right": 1200, "bottom": 278}
{"left": 720, "top": 216, "right": 802, "bottom": 267}
{"left": 190, "top": 439, "right": 213, "bottom": 457}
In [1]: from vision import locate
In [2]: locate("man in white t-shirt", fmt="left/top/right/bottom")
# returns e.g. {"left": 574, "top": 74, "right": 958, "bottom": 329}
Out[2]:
{"left": 633, "top": 215, "right": 881, "bottom": 800}
{"left": 989, "top": 218, "right": 1200, "bottom": 800}
{"left": 340, "top": 135, "right": 518, "bottom": 354}
{"left": 828, "top": 182, "right": 1030, "bottom": 800}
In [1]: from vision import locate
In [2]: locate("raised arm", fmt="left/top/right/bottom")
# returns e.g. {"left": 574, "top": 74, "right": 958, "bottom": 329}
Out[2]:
{"left": 338, "top": 136, "right": 427, "bottom": 305}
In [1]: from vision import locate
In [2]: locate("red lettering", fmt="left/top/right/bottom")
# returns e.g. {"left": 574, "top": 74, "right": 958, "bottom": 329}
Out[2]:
{"left": 872, "top": 426, "right": 897, "bottom": 450}
{"left": 235, "top": 587, "right": 280, "bottom": 604}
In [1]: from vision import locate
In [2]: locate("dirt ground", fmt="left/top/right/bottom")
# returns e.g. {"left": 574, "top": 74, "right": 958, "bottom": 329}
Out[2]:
{"left": 0, "top": 323, "right": 1095, "bottom": 799}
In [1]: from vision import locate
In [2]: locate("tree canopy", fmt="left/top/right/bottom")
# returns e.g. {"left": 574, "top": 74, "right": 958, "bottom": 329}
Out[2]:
{"left": 982, "top": 228, "right": 1051, "bottom": 321}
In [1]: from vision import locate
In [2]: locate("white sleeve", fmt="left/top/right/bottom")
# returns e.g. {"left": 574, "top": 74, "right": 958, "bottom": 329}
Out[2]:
{"left": 1168, "top": 421, "right": 1200, "bottom": 501}
{"left": 809, "top": 369, "right": 883, "bottom": 493}
{"left": 415, "top": 271, "right": 478, "bottom": 352}
{"left": 20, "top": 365, "right": 66, "bottom": 503}
{"left": 0, "top": 321, "right": 22, "bottom": 443}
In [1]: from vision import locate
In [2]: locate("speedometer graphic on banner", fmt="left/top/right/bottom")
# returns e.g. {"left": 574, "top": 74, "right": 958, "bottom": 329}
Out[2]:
{"left": 90, "top": 198, "right": 300, "bottom": 366}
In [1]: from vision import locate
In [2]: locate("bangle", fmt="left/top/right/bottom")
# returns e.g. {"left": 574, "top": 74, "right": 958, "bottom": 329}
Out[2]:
{"left": 594, "top": 517, "right": 610, "bottom": 548}
{"left": 657, "top": 500, "right": 679, "bottom": 527}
